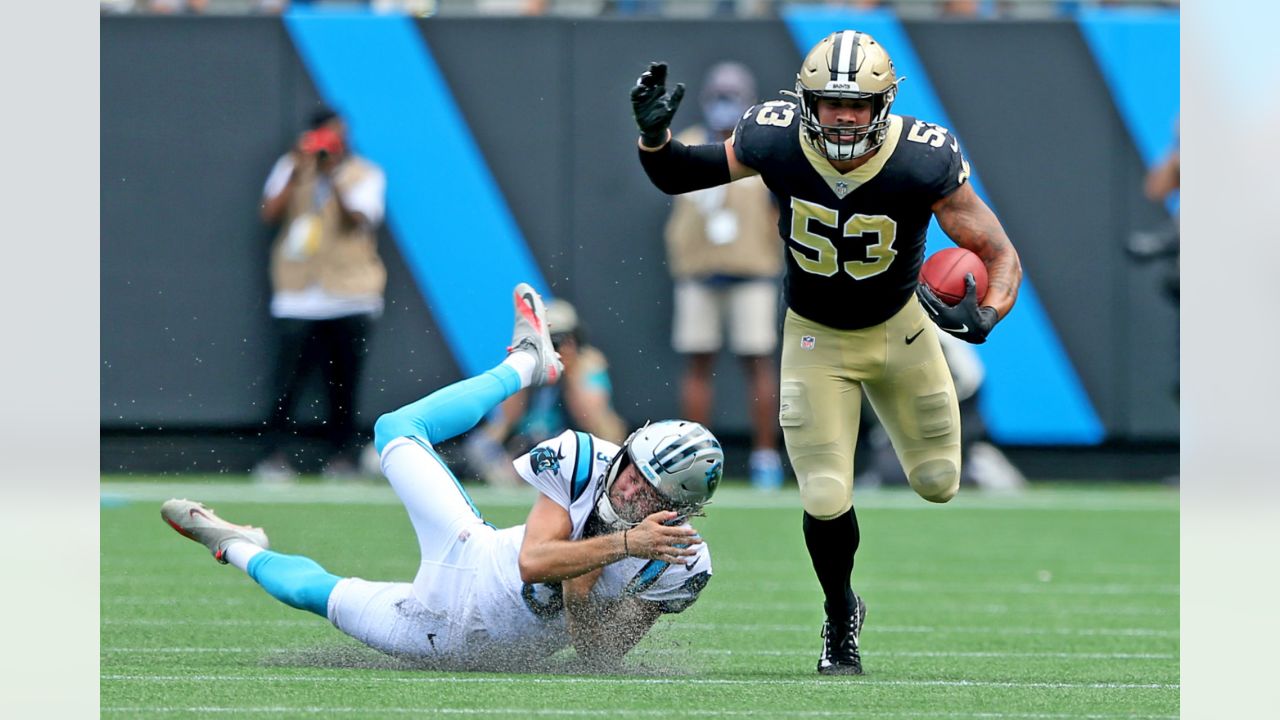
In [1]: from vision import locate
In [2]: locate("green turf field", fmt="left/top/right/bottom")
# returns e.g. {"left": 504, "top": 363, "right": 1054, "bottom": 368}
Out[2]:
{"left": 101, "top": 479, "right": 1178, "bottom": 718}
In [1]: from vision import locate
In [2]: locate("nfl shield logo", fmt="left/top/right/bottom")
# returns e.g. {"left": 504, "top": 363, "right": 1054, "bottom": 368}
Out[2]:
{"left": 801, "top": 335, "right": 816, "bottom": 350}
{"left": 834, "top": 180, "right": 850, "bottom": 199}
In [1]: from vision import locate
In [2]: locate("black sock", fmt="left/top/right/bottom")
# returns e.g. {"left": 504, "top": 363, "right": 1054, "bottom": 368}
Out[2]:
{"left": 803, "top": 507, "right": 860, "bottom": 623}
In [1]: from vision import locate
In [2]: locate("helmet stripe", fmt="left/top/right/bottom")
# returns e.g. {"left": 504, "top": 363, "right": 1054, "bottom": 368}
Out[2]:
{"left": 828, "top": 31, "right": 842, "bottom": 82}
{"left": 648, "top": 427, "right": 715, "bottom": 465}
{"left": 835, "top": 30, "right": 857, "bottom": 81}
{"left": 652, "top": 437, "right": 720, "bottom": 471}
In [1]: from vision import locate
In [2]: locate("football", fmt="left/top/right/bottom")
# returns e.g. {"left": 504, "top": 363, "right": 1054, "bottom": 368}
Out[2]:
{"left": 919, "top": 247, "right": 988, "bottom": 305}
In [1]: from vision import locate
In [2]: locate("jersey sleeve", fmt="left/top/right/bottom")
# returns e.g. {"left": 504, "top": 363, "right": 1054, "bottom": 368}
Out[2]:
{"left": 262, "top": 154, "right": 295, "bottom": 198}
{"left": 904, "top": 118, "right": 971, "bottom": 203}
{"left": 514, "top": 429, "right": 601, "bottom": 510}
{"left": 732, "top": 100, "right": 799, "bottom": 173}
{"left": 631, "top": 540, "right": 714, "bottom": 614}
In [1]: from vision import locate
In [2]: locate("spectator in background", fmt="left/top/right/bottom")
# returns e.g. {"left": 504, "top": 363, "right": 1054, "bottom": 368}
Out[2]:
{"left": 663, "top": 61, "right": 785, "bottom": 490}
{"left": 254, "top": 107, "right": 388, "bottom": 482}
{"left": 1128, "top": 116, "right": 1178, "bottom": 406}
{"left": 475, "top": 0, "right": 549, "bottom": 14}
{"left": 465, "top": 298, "right": 627, "bottom": 486}
{"left": 1128, "top": 116, "right": 1179, "bottom": 302}
{"left": 1143, "top": 121, "right": 1179, "bottom": 207}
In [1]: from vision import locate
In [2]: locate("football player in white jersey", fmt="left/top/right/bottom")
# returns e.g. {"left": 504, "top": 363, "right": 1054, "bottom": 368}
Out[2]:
{"left": 162, "top": 283, "right": 724, "bottom": 670}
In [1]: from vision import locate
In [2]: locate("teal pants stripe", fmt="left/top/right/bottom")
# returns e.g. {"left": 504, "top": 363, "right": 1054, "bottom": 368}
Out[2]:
{"left": 246, "top": 551, "right": 342, "bottom": 618}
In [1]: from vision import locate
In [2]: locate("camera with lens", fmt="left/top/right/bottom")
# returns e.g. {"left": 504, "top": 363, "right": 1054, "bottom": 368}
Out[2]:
{"left": 300, "top": 127, "right": 344, "bottom": 162}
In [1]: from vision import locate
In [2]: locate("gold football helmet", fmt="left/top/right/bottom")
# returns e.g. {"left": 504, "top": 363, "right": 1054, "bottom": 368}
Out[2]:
{"left": 793, "top": 30, "right": 901, "bottom": 162}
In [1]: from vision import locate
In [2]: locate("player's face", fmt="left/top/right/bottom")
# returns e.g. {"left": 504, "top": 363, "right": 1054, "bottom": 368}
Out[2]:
{"left": 609, "top": 464, "right": 672, "bottom": 523}
{"left": 815, "top": 97, "right": 873, "bottom": 142}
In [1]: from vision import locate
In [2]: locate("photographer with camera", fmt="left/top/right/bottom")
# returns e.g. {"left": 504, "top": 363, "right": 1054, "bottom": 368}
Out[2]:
{"left": 255, "top": 107, "right": 387, "bottom": 482}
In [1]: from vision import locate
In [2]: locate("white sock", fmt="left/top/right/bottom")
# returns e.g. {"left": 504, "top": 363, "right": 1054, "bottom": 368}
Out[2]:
{"left": 223, "top": 541, "right": 266, "bottom": 572}
{"left": 502, "top": 350, "right": 536, "bottom": 388}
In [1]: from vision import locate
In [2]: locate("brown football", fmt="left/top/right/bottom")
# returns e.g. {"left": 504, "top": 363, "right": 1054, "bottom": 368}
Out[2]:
{"left": 920, "top": 247, "right": 988, "bottom": 305}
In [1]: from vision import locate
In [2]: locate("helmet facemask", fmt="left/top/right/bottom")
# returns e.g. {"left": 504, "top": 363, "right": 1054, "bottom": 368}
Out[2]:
{"left": 796, "top": 83, "right": 897, "bottom": 162}
{"left": 793, "top": 29, "right": 902, "bottom": 163}
{"left": 593, "top": 421, "right": 723, "bottom": 532}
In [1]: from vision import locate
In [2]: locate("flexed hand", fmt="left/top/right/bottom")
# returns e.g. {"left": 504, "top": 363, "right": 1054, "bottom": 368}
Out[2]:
{"left": 917, "top": 273, "right": 999, "bottom": 344}
{"left": 631, "top": 62, "right": 685, "bottom": 149}
{"left": 622, "top": 510, "right": 701, "bottom": 565}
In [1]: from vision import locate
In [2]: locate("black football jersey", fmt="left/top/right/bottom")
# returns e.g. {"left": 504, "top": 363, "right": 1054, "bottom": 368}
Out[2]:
{"left": 733, "top": 100, "right": 970, "bottom": 330}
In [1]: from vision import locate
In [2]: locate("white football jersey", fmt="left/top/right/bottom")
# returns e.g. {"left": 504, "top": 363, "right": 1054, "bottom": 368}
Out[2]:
{"left": 465, "top": 430, "right": 714, "bottom": 654}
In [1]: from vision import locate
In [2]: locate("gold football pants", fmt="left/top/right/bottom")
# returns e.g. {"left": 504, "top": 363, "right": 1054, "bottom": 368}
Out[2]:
{"left": 780, "top": 298, "right": 961, "bottom": 518}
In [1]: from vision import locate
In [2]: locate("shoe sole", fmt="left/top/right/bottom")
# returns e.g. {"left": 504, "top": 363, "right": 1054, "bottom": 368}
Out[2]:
{"left": 512, "top": 283, "right": 560, "bottom": 384}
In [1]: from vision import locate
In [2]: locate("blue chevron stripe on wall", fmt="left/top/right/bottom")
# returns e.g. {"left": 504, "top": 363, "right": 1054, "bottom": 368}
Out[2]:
{"left": 284, "top": 8, "right": 550, "bottom": 377}
{"left": 783, "top": 6, "right": 1105, "bottom": 445}
{"left": 1077, "top": 8, "right": 1179, "bottom": 213}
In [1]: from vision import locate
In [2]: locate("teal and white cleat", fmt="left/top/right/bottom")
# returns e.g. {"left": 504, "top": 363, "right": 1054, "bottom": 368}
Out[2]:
{"left": 509, "top": 282, "right": 563, "bottom": 386}
{"left": 161, "top": 499, "right": 269, "bottom": 564}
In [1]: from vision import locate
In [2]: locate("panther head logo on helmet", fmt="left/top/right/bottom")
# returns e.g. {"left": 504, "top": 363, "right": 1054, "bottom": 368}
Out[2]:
{"left": 793, "top": 30, "right": 902, "bottom": 162}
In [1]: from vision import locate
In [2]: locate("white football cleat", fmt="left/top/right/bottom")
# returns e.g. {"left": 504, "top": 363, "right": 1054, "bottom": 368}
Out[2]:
{"left": 509, "top": 282, "right": 563, "bottom": 386}
{"left": 161, "top": 498, "right": 270, "bottom": 564}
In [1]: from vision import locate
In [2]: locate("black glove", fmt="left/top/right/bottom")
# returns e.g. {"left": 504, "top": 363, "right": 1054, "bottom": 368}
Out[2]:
{"left": 631, "top": 62, "right": 685, "bottom": 148}
{"left": 916, "top": 273, "right": 999, "bottom": 344}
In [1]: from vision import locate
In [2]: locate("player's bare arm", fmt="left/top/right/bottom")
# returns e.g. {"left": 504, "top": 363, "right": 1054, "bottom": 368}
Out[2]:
{"left": 931, "top": 182, "right": 1022, "bottom": 320}
{"left": 518, "top": 496, "right": 700, "bottom": 584}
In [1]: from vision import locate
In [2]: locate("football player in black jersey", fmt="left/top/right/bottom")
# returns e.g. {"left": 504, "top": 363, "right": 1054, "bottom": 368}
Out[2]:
{"left": 631, "top": 30, "right": 1023, "bottom": 675}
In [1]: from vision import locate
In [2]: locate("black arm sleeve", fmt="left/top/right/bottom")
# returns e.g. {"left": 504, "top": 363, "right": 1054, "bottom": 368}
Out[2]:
{"left": 637, "top": 139, "right": 731, "bottom": 195}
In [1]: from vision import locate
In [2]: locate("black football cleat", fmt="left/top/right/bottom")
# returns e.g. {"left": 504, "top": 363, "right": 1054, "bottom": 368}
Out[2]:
{"left": 817, "top": 593, "right": 867, "bottom": 675}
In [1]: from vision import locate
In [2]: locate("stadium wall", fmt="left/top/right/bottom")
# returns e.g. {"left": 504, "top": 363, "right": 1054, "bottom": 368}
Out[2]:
{"left": 101, "top": 13, "right": 1178, "bottom": 469}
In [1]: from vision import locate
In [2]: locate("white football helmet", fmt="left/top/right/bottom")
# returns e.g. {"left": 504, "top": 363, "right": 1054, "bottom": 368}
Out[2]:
{"left": 793, "top": 29, "right": 901, "bottom": 162}
{"left": 594, "top": 420, "right": 724, "bottom": 529}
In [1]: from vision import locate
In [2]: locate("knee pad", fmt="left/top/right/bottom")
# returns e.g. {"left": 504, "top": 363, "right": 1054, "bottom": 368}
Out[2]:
{"left": 909, "top": 458, "right": 959, "bottom": 503}
{"left": 800, "top": 473, "right": 852, "bottom": 519}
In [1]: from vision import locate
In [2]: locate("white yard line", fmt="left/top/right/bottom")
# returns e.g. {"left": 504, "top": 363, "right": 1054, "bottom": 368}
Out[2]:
{"left": 101, "top": 482, "right": 1178, "bottom": 513}
{"left": 100, "top": 707, "right": 1178, "bottom": 719}
{"left": 98, "top": 578, "right": 1180, "bottom": 597}
{"left": 103, "top": 646, "right": 1177, "bottom": 660}
{"left": 100, "top": 618, "right": 1178, "bottom": 638}
{"left": 100, "top": 673, "right": 1179, "bottom": 690}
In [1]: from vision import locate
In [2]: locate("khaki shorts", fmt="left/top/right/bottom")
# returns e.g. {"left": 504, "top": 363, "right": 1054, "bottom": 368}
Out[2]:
{"left": 672, "top": 278, "right": 779, "bottom": 356}
{"left": 779, "top": 298, "right": 962, "bottom": 517}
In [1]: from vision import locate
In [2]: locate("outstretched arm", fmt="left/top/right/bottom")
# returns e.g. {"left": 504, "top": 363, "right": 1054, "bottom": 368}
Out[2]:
{"left": 632, "top": 62, "right": 757, "bottom": 194}
{"left": 931, "top": 182, "right": 1022, "bottom": 321}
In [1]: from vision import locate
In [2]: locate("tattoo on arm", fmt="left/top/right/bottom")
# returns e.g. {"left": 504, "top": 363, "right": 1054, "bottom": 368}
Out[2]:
{"left": 933, "top": 185, "right": 1022, "bottom": 318}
